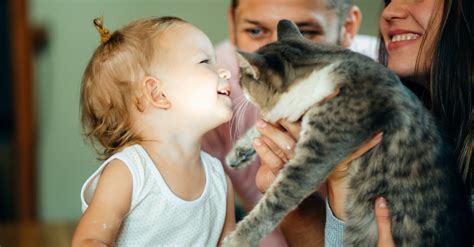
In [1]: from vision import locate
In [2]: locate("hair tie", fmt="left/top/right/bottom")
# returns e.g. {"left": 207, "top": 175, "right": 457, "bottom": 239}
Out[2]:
{"left": 93, "top": 17, "right": 111, "bottom": 44}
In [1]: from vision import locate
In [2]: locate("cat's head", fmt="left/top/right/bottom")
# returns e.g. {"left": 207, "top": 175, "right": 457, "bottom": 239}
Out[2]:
{"left": 236, "top": 19, "right": 338, "bottom": 116}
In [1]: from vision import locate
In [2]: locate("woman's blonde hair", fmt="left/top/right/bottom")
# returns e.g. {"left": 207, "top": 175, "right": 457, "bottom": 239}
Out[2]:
{"left": 80, "top": 16, "right": 186, "bottom": 159}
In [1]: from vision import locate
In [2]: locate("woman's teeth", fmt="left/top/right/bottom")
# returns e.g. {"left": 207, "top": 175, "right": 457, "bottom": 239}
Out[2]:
{"left": 391, "top": 33, "right": 420, "bottom": 42}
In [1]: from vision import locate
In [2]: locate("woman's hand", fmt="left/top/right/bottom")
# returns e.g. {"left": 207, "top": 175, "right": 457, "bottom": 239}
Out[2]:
{"left": 375, "top": 197, "right": 396, "bottom": 247}
{"left": 326, "top": 131, "right": 383, "bottom": 219}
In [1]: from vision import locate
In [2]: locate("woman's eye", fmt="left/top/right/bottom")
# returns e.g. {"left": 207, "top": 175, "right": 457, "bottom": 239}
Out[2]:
{"left": 200, "top": 59, "right": 210, "bottom": 64}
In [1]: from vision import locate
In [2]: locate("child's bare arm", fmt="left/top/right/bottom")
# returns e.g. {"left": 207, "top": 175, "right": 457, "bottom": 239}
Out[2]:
{"left": 72, "top": 160, "right": 133, "bottom": 247}
{"left": 218, "top": 176, "right": 236, "bottom": 244}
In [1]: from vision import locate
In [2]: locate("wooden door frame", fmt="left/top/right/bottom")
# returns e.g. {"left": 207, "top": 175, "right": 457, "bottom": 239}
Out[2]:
{"left": 9, "top": 0, "right": 36, "bottom": 221}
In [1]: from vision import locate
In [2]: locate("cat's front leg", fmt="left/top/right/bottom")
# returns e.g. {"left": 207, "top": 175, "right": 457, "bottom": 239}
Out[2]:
{"left": 223, "top": 108, "right": 369, "bottom": 246}
{"left": 222, "top": 152, "right": 333, "bottom": 246}
{"left": 223, "top": 120, "right": 343, "bottom": 245}
{"left": 220, "top": 230, "right": 252, "bottom": 247}
{"left": 226, "top": 126, "right": 260, "bottom": 168}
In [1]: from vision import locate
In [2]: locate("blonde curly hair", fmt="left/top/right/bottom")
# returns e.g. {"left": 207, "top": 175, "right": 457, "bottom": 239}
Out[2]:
{"left": 80, "top": 16, "right": 186, "bottom": 159}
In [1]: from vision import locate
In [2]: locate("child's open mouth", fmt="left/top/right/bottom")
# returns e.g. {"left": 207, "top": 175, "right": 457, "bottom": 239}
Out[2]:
{"left": 217, "top": 88, "right": 231, "bottom": 96}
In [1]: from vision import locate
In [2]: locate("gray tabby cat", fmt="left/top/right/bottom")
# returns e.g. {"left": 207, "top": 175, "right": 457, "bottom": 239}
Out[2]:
{"left": 222, "top": 20, "right": 471, "bottom": 246}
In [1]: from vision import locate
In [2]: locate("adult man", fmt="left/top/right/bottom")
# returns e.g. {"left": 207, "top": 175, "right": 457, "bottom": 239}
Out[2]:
{"left": 202, "top": 0, "right": 382, "bottom": 246}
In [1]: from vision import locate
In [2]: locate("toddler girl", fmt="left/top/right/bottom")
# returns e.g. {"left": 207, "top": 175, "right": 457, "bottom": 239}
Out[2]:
{"left": 72, "top": 16, "right": 235, "bottom": 246}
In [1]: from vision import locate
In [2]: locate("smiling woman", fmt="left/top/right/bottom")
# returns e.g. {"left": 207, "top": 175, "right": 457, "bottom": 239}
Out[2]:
{"left": 379, "top": 0, "right": 473, "bottom": 192}
{"left": 379, "top": 0, "right": 441, "bottom": 80}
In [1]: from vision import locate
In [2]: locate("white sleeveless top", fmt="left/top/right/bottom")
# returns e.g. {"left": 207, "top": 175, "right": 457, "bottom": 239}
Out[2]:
{"left": 81, "top": 144, "right": 228, "bottom": 246}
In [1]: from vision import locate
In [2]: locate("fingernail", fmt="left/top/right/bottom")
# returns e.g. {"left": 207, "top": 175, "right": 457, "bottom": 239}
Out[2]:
{"left": 374, "top": 132, "right": 383, "bottom": 141}
{"left": 254, "top": 138, "right": 262, "bottom": 146}
{"left": 256, "top": 120, "right": 267, "bottom": 128}
{"left": 377, "top": 197, "right": 387, "bottom": 208}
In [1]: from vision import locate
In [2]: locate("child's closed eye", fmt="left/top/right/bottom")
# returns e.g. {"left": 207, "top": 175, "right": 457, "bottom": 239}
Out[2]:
{"left": 200, "top": 59, "right": 210, "bottom": 64}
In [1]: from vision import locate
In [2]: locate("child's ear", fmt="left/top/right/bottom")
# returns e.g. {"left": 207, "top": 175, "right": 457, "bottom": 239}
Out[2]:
{"left": 143, "top": 76, "right": 172, "bottom": 110}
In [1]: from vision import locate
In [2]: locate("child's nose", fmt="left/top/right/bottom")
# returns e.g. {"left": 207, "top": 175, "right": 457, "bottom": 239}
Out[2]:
{"left": 218, "top": 68, "right": 231, "bottom": 80}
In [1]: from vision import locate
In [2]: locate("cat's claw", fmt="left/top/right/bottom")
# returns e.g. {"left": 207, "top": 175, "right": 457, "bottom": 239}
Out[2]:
{"left": 225, "top": 147, "right": 256, "bottom": 169}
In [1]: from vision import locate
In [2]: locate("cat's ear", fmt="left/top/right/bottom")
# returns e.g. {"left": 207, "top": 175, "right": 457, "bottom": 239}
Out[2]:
{"left": 277, "top": 19, "right": 303, "bottom": 41}
{"left": 236, "top": 51, "right": 263, "bottom": 80}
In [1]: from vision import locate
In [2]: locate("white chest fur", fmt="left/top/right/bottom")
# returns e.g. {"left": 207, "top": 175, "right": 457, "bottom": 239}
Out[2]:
{"left": 265, "top": 63, "right": 339, "bottom": 122}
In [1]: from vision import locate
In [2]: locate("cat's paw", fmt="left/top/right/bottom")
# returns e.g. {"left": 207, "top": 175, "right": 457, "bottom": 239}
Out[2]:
{"left": 221, "top": 232, "right": 253, "bottom": 247}
{"left": 225, "top": 146, "right": 256, "bottom": 169}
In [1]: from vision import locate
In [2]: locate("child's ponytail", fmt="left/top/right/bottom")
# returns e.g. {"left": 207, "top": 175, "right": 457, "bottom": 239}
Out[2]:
{"left": 93, "top": 17, "right": 112, "bottom": 44}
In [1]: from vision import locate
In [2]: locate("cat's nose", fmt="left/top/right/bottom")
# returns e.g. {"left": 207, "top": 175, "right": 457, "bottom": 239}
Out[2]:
{"left": 218, "top": 68, "right": 231, "bottom": 80}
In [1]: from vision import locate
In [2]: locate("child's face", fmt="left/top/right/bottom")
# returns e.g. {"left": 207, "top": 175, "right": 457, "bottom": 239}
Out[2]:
{"left": 154, "top": 23, "right": 233, "bottom": 129}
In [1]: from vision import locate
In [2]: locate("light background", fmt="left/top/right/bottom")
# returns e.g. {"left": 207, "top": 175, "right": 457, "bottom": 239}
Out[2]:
{"left": 30, "top": 0, "right": 382, "bottom": 221}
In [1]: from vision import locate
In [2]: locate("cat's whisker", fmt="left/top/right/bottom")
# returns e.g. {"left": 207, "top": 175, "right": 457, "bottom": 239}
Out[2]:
{"left": 229, "top": 96, "right": 241, "bottom": 135}
{"left": 233, "top": 96, "right": 250, "bottom": 142}
{"left": 236, "top": 99, "right": 252, "bottom": 141}
{"left": 235, "top": 97, "right": 250, "bottom": 142}
{"left": 230, "top": 95, "right": 246, "bottom": 143}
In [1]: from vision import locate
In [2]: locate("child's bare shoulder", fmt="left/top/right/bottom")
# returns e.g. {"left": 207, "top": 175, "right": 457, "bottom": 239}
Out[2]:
{"left": 89, "top": 159, "right": 133, "bottom": 214}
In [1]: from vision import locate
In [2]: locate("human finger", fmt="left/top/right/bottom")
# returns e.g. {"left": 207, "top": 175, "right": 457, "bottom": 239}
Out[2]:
{"left": 339, "top": 131, "right": 383, "bottom": 167}
{"left": 328, "top": 132, "right": 383, "bottom": 182}
{"left": 253, "top": 138, "right": 285, "bottom": 176}
{"left": 256, "top": 120, "right": 296, "bottom": 160}
{"left": 375, "top": 197, "right": 396, "bottom": 247}
{"left": 278, "top": 119, "right": 301, "bottom": 140}
{"left": 260, "top": 135, "right": 292, "bottom": 163}
{"left": 255, "top": 161, "right": 277, "bottom": 193}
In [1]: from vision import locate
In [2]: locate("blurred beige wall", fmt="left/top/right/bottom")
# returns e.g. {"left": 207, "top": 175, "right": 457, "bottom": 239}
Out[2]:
{"left": 31, "top": 0, "right": 382, "bottom": 221}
